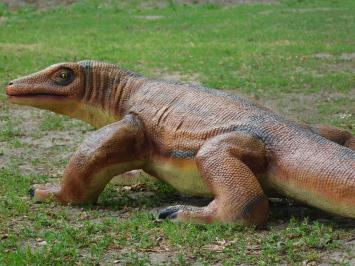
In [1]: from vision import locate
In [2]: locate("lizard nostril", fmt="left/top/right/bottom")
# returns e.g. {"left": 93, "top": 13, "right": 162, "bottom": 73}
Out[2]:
{"left": 8, "top": 81, "right": 14, "bottom": 86}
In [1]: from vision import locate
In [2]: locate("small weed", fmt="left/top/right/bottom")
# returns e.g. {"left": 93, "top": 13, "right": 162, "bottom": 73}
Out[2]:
{"left": 40, "top": 113, "right": 65, "bottom": 131}
{"left": 0, "top": 107, "right": 20, "bottom": 141}
{"left": 0, "top": 3, "right": 8, "bottom": 17}
{"left": 10, "top": 138, "right": 23, "bottom": 148}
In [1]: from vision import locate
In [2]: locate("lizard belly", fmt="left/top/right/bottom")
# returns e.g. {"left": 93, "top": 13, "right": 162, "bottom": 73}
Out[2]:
{"left": 146, "top": 156, "right": 212, "bottom": 197}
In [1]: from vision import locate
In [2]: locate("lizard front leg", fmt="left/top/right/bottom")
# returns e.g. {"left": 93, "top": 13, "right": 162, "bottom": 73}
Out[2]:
{"left": 30, "top": 114, "right": 147, "bottom": 204}
{"left": 159, "top": 132, "right": 269, "bottom": 227}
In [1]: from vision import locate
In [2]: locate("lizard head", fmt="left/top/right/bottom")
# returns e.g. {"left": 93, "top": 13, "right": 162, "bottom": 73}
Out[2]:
{"left": 5, "top": 62, "right": 85, "bottom": 111}
{"left": 5, "top": 61, "right": 119, "bottom": 128}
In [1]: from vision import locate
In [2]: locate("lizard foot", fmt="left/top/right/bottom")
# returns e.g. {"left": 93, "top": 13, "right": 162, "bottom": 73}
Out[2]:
{"left": 159, "top": 197, "right": 269, "bottom": 227}
{"left": 29, "top": 183, "right": 61, "bottom": 203}
{"left": 159, "top": 203, "right": 217, "bottom": 223}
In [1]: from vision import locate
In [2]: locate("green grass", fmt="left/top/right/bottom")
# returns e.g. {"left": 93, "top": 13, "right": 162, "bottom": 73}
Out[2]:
{"left": 1, "top": 0, "right": 354, "bottom": 96}
{"left": 0, "top": 0, "right": 354, "bottom": 264}
{"left": 0, "top": 165, "right": 353, "bottom": 265}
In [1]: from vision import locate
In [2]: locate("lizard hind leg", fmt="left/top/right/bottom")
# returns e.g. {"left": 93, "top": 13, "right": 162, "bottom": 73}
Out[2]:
{"left": 159, "top": 132, "right": 269, "bottom": 227}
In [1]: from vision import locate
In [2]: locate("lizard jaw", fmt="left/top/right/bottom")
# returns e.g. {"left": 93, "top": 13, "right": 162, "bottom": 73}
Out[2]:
{"left": 6, "top": 93, "right": 67, "bottom": 107}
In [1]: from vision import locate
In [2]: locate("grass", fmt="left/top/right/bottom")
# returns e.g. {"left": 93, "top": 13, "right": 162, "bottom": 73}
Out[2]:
{"left": 0, "top": 0, "right": 354, "bottom": 264}
{"left": 0, "top": 105, "right": 20, "bottom": 141}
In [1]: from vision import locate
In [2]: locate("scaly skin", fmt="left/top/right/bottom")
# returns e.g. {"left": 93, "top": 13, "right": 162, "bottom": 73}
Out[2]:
{"left": 5, "top": 61, "right": 355, "bottom": 227}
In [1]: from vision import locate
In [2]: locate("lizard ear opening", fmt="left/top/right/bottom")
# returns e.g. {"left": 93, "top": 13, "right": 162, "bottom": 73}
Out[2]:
{"left": 52, "top": 68, "right": 75, "bottom": 86}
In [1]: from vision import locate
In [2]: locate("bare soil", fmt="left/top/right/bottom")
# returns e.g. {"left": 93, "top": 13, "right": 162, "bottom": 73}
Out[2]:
{"left": 1, "top": 0, "right": 275, "bottom": 10}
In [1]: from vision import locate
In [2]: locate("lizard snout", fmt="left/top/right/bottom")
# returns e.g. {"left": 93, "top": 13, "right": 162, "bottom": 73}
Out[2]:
{"left": 5, "top": 81, "right": 17, "bottom": 96}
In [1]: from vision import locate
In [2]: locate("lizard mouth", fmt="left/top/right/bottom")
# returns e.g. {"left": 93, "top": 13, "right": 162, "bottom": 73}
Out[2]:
{"left": 6, "top": 90, "right": 68, "bottom": 106}
{"left": 6, "top": 86, "right": 67, "bottom": 98}
{"left": 7, "top": 93, "right": 66, "bottom": 98}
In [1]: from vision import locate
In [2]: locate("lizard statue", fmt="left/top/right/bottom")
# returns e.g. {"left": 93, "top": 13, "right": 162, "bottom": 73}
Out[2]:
{"left": 5, "top": 60, "right": 355, "bottom": 226}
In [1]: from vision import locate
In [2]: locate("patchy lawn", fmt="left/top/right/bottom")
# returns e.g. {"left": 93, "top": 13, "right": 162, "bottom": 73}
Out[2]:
{"left": 0, "top": 0, "right": 354, "bottom": 265}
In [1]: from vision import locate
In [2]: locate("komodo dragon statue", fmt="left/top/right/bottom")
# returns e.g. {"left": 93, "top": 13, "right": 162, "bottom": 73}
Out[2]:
{"left": 5, "top": 60, "right": 355, "bottom": 227}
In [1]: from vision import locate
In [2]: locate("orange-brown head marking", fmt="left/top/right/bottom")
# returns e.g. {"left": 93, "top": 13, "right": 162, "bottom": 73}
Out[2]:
{"left": 6, "top": 62, "right": 85, "bottom": 102}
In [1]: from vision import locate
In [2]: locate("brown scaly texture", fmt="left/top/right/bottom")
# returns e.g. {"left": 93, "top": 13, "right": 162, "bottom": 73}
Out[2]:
{"left": 5, "top": 60, "right": 355, "bottom": 227}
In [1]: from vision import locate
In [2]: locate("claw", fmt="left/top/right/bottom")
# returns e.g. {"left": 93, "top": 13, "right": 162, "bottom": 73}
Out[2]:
{"left": 159, "top": 206, "right": 180, "bottom": 219}
{"left": 28, "top": 187, "right": 35, "bottom": 198}
{"left": 168, "top": 212, "right": 178, "bottom": 219}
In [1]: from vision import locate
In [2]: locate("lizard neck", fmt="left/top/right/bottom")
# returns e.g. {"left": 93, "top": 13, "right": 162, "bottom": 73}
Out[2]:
{"left": 76, "top": 61, "right": 145, "bottom": 128}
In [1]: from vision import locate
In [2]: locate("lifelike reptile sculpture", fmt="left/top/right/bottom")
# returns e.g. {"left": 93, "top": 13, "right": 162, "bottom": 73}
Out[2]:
{"left": 5, "top": 61, "right": 355, "bottom": 226}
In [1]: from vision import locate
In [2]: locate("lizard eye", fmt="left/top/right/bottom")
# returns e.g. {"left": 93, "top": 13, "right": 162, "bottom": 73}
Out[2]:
{"left": 59, "top": 71, "right": 68, "bottom": 80}
{"left": 54, "top": 68, "right": 74, "bottom": 86}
